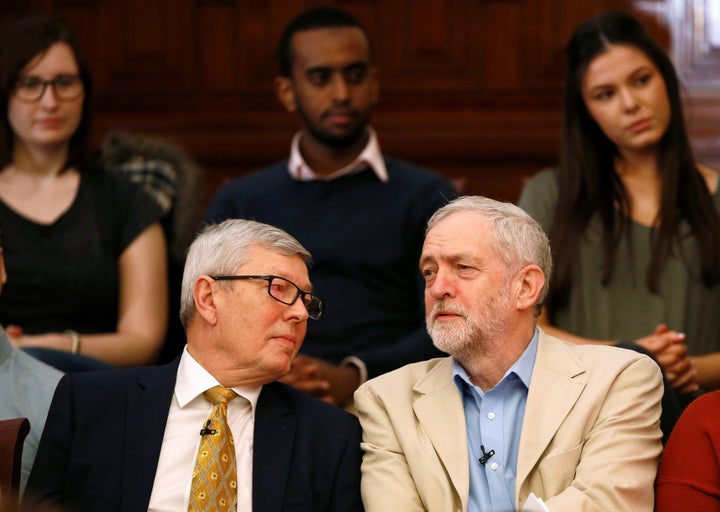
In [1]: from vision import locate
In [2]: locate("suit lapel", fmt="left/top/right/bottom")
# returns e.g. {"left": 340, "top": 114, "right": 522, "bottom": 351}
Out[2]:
{"left": 413, "top": 359, "right": 469, "bottom": 510}
{"left": 252, "top": 383, "right": 295, "bottom": 512}
{"left": 516, "top": 332, "right": 586, "bottom": 488}
{"left": 121, "top": 360, "right": 179, "bottom": 510}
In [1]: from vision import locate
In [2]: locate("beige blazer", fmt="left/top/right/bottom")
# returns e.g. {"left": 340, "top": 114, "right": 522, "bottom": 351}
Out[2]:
{"left": 354, "top": 329, "right": 663, "bottom": 512}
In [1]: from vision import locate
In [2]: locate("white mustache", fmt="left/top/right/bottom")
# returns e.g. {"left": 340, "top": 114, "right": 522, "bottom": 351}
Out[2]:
{"left": 429, "top": 301, "right": 469, "bottom": 320}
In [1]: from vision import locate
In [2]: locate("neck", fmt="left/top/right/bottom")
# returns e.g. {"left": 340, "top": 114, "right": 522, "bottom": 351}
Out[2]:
{"left": 615, "top": 148, "right": 660, "bottom": 177}
{"left": 454, "top": 321, "right": 535, "bottom": 392}
{"left": 11, "top": 141, "right": 70, "bottom": 177}
{"left": 298, "top": 130, "right": 368, "bottom": 176}
{"left": 186, "top": 338, "right": 276, "bottom": 389}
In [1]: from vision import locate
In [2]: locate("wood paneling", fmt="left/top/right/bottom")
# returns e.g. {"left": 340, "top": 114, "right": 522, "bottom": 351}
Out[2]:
{"left": 2, "top": 0, "right": 718, "bottom": 207}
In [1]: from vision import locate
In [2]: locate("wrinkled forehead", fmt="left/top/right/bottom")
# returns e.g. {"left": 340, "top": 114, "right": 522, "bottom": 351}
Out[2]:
{"left": 422, "top": 213, "right": 494, "bottom": 260}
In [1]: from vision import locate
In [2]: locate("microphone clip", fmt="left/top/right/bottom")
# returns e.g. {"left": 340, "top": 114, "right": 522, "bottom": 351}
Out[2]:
{"left": 478, "top": 444, "right": 495, "bottom": 465}
{"left": 199, "top": 419, "right": 217, "bottom": 436}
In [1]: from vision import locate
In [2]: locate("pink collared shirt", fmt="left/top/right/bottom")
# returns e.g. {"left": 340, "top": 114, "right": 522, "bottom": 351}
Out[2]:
{"left": 288, "top": 127, "right": 388, "bottom": 182}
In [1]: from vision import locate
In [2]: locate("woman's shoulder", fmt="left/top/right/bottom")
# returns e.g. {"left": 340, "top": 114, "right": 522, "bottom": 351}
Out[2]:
{"left": 517, "top": 168, "right": 559, "bottom": 229}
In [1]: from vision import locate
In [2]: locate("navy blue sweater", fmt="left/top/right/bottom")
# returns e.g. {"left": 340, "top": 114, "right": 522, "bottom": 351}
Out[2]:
{"left": 204, "top": 157, "right": 458, "bottom": 377}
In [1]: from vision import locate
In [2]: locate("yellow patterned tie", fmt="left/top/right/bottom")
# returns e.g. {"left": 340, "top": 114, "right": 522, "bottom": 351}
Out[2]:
{"left": 188, "top": 386, "right": 239, "bottom": 511}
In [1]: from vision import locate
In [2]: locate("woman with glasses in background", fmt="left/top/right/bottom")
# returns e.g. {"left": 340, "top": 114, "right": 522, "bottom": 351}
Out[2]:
{"left": 0, "top": 13, "right": 167, "bottom": 371}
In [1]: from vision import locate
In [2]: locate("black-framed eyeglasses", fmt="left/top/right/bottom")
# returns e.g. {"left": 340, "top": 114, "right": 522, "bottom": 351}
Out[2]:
{"left": 14, "top": 74, "right": 84, "bottom": 102}
{"left": 211, "top": 274, "right": 324, "bottom": 320}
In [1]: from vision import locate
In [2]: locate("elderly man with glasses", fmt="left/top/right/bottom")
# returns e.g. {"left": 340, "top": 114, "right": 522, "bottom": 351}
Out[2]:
{"left": 24, "top": 219, "right": 363, "bottom": 512}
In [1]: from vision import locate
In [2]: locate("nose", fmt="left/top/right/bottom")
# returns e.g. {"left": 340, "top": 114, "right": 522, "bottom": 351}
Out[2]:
{"left": 331, "top": 75, "right": 350, "bottom": 103}
{"left": 618, "top": 87, "right": 638, "bottom": 113}
{"left": 427, "top": 269, "right": 455, "bottom": 300}
{"left": 38, "top": 84, "right": 59, "bottom": 108}
{"left": 286, "top": 297, "right": 309, "bottom": 322}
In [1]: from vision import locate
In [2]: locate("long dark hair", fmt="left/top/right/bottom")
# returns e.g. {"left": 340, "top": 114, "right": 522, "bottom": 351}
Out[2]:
{"left": 0, "top": 13, "right": 93, "bottom": 171}
{"left": 550, "top": 10, "right": 720, "bottom": 312}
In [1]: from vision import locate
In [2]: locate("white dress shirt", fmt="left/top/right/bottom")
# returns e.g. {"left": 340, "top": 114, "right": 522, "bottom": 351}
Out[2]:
{"left": 148, "top": 347, "right": 261, "bottom": 511}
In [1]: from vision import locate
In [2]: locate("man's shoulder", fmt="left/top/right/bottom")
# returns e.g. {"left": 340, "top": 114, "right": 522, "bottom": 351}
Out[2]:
{"left": 358, "top": 357, "right": 452, "bottom": 394}
{"left": 57, "top": 361, "right": 177, "bottom": 397}
{"left": 383, "top": 156, "right": 453, "bottom": 184}
{"left": 539, "top": 330, "right": 659, "bottom": 376}
{"left": 219, "top": 160, "right": 290, "bottom": 191}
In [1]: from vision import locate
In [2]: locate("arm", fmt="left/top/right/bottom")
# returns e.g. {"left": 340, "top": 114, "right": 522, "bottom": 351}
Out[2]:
{"left": 543, "top": 356, "right": 664, "bottom": 511}
{"left": 12, "top": 223, "right": 168, "bottom": 366}
{"left": 690, "top": 353, "right": 720, "bottom": 390}
{"left": 354, "top": 385, "right": 428, "bottom": 512}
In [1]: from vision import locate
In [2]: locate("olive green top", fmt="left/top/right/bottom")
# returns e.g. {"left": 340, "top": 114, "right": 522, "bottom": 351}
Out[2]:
{"left": 518, "top": 169, "right": 720, "bottom": 355}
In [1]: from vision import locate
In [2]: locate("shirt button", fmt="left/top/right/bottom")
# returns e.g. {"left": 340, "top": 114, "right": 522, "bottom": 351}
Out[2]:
{"left": 487, "top": 412, "right": 496, "bottom": 420}
{"left": 490, "top": 462, "right": 499, "bottom": 470}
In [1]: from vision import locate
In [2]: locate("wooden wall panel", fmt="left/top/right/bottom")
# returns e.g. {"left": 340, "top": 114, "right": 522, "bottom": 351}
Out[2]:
{"left": 1, "top": 0, "right": 718, "bottom": 208}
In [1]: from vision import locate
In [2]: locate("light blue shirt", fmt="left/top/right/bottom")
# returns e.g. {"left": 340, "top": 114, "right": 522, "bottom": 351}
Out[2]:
{"left": 453, "top": 329, "right": 539, "bottom": 512}
{"left": 0, "top": 327, "right": 62, "bottom": 495}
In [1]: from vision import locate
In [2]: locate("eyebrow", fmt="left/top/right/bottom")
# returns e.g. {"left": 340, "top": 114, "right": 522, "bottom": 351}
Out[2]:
{"left": 306, "top": 60, "right": 369, "bottom": 73}
{"left": 585, "top": 65, "right": 654, "bottom": 92}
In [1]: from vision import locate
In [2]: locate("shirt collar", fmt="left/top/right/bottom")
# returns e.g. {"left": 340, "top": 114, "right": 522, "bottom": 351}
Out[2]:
{"left": 452, "top": 328, "right": 540, "bottom": 395}
{"left": 287, "top": 127, "right": 388, "bottom": 182}
{"left": 175, "top": 346, "right": 262, "bottom": 410}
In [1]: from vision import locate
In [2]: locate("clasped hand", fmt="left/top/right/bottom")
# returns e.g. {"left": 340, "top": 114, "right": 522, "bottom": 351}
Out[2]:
{"left": 280, "top": 354, "right": 360, "bottom": 407}
{"left": 635, "top": 324, "right": 698, "bottom": 394}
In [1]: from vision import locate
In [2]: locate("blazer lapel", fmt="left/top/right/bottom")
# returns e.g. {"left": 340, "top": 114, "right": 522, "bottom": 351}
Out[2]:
{"left": 252, "top": 383, "right": 295, "bottom": 512}
{"left": 413, "top": 358, "right": 469, "bottom": 510}
{"left": 516, "top": 332, "right": 586, "bottom": 488}
{"left": 122, "top": 361, "right": 179, "bottom": 511}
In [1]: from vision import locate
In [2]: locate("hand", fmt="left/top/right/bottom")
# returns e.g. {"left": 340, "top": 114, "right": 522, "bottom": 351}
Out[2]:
{"left": 635, "top": 324, "right": 698, "bottom": 391}
{"left": 281, "top": 355, "right": 334, "bottom": 404}
{"left": 281, "top": 354, "right": 361, "bottom": 407}
{"left": 7, "top": 329, "right": 75, "bottom": 352}
{"left": 5, "top": 324, "right": 23, "bottom": 345}
{"left": 668, "top": 357, "right": 700, "bottom": 394}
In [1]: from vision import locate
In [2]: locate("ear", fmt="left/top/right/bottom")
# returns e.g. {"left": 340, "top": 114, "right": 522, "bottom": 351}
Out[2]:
{"left": 274, "top": 76, "right": 297, "bottom": 113}
{"left": 512, "top": 265, "right": 545, "bottom": 312}
{"left": 193, "top": 275, "right": 220, "bottom": 325}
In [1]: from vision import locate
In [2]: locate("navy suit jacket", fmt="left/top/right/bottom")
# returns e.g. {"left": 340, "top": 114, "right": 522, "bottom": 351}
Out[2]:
{"left": 24, "top": 360, "right": 363, "bottom": 512}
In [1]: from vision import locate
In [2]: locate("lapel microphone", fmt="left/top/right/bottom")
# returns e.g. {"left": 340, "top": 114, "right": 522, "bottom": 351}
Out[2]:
{"left": 199, "top": 419, "right": 217, "bottom": 436}
{"left": 478, "top": 444, "right": 495, "bottom": 465}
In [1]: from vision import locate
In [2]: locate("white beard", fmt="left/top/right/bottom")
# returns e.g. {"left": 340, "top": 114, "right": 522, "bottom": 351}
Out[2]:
{"left": 427, "top": 286, "right": 512, "bottom": 355}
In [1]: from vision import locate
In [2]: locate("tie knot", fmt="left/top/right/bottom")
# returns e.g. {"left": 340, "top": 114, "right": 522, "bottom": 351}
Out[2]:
{"left": 204, "top": 386, "right": 238, "bottom": 405}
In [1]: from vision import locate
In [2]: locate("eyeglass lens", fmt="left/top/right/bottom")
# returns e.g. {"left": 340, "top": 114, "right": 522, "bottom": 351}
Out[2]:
{"left": 268, "top": 276, "right": 323, "bottom": 319}
{"left": 15, "top": 75, "right": 83, "bottom": 101}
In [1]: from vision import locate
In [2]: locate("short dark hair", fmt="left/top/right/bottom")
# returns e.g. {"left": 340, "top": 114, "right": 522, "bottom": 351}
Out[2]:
{"left": 0, "top": 13, "right": 94, "bottom": 172}
{"left": 276, "top": 6, "right": 371, "bottom": 77}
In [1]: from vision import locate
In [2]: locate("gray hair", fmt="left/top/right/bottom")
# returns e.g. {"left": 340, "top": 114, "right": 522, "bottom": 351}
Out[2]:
{"left": 179, "top": 219, "right": 312, "bottom": 328}
{"left": 426, "top": 196, "right": 553, "bottom": 312}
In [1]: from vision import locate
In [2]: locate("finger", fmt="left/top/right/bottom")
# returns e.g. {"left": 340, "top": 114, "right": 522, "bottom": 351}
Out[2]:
{"left": 655, "top": 347, "right": 688, "bottom": 367}
{"left": 670, "top": 363, "right": 697, "bottom": 390}
{"left": 653, "top": 324, "right": 669, "bottom": 335}
{"left": 288, "top": 379, "right": 331, "bottom": 395}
